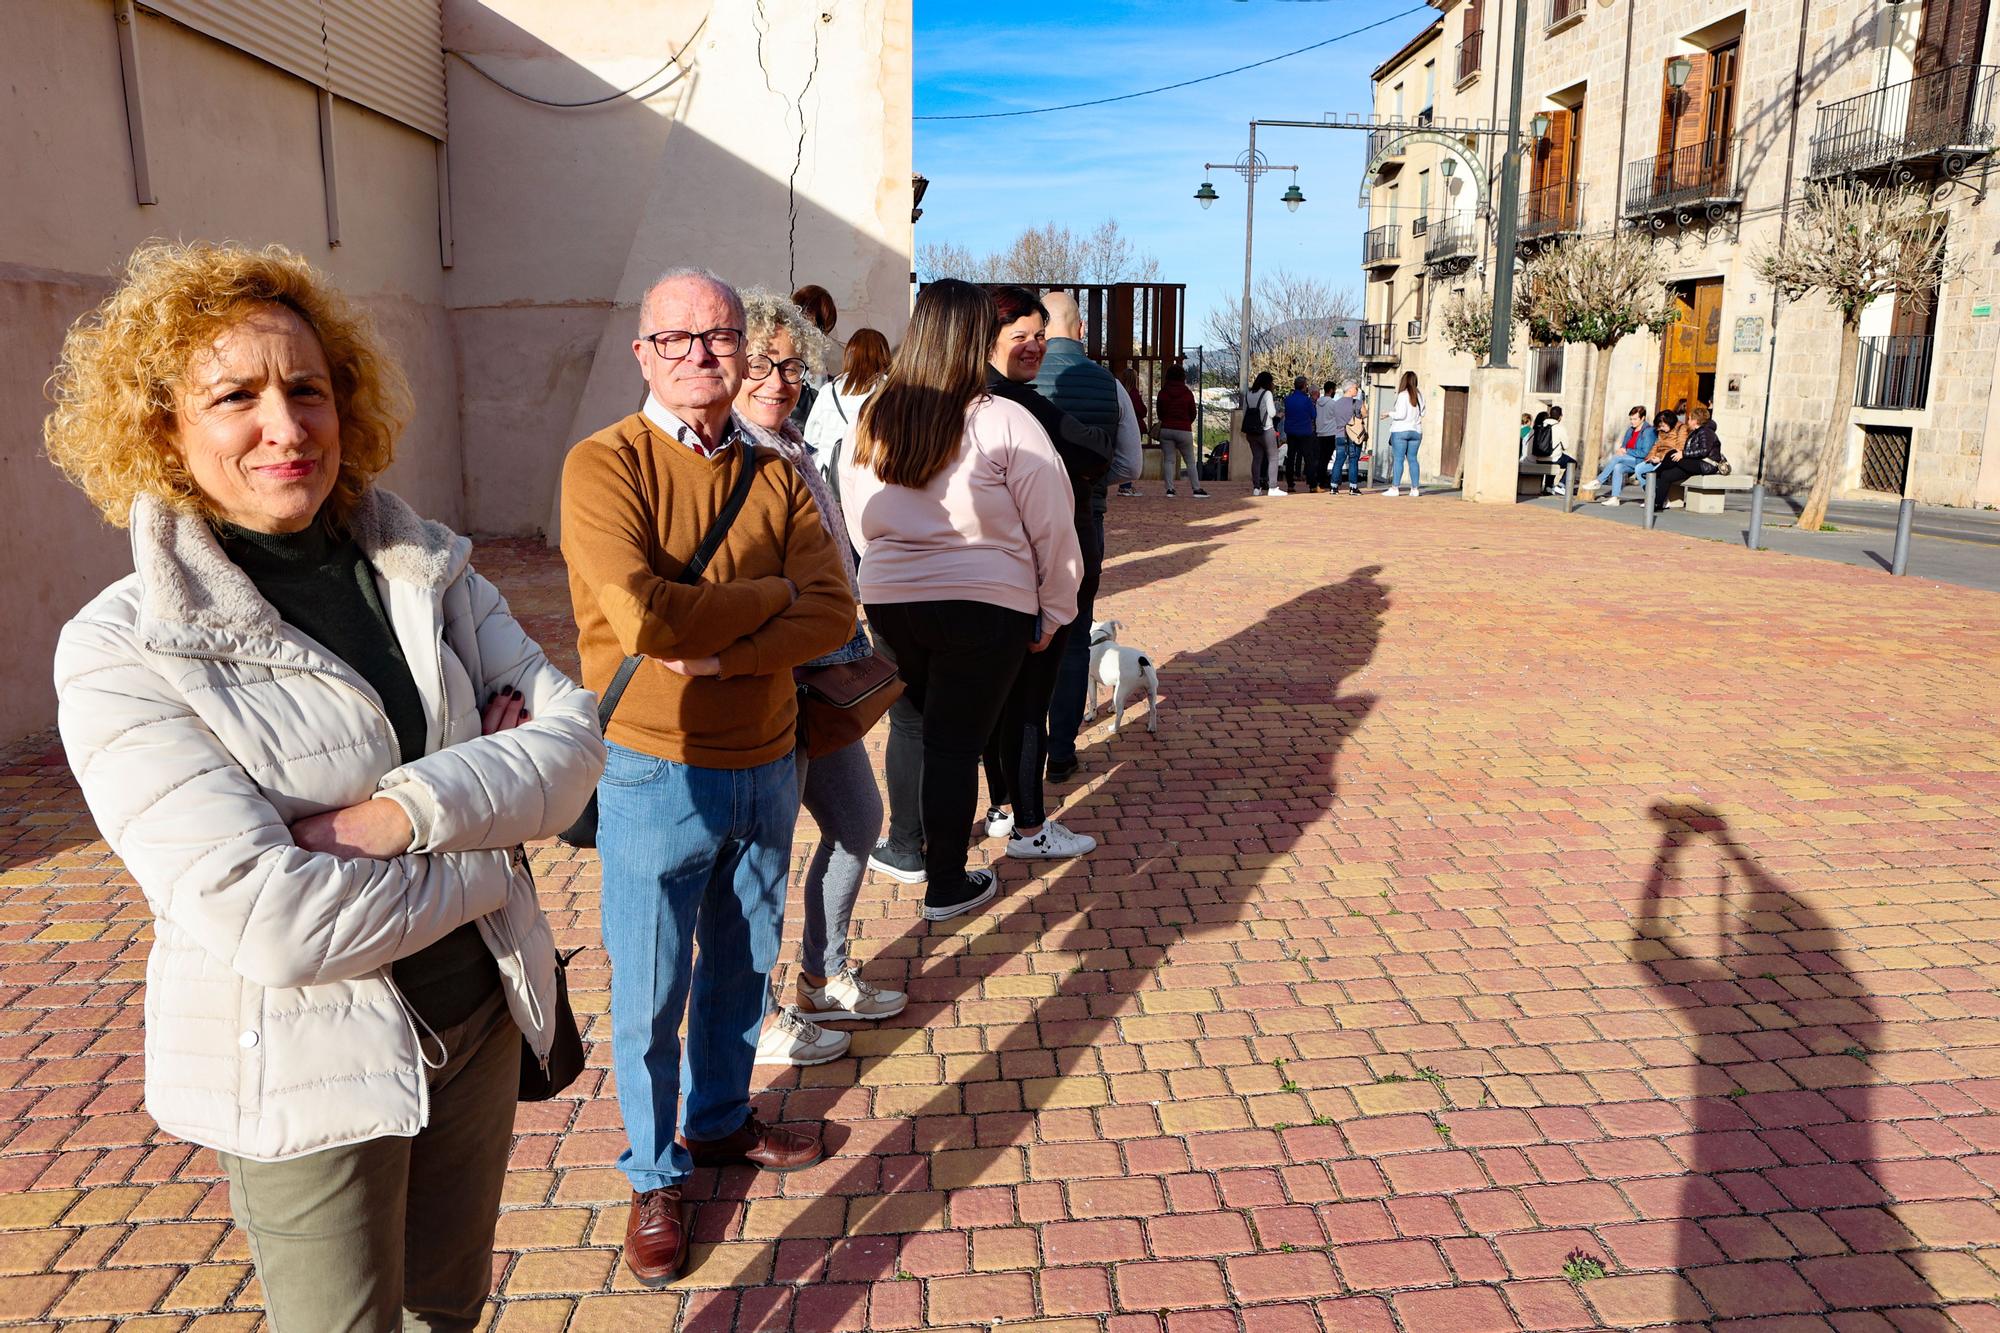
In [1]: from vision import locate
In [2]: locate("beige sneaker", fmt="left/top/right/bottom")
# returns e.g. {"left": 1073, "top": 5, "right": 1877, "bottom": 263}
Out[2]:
{"left": 796, "top": 965, "right": 908, "bottom": 1022}
{"left": 754, "top": 1007, "right": 851, "bottom": 1066}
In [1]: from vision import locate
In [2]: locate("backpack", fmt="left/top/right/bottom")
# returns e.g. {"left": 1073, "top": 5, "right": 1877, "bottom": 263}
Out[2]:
{"left": 1242, "top": 390, "right": 1266, "bottom": 436}
{"left": 1528, "top": 421, "right": 1555, "bottom": 459}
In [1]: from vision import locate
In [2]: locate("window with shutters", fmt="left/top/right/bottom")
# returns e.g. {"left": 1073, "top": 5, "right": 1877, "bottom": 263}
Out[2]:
{"left": 1526, "top": 101, "right": 1583, "bottom": 238}
{"left": 1532, "top": 345, "right": 1565, "bottom": 395}
{"left": 1628, "top": 40, "right": 1743, "bottom": 214}
{"left": 1458, "top": 0, "right": 1484, "bottom": 85}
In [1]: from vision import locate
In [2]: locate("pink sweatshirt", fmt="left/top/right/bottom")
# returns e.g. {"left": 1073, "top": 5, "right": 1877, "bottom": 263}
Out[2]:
{"left": 839, "top": 394, "right": 1083, "bottom": 628}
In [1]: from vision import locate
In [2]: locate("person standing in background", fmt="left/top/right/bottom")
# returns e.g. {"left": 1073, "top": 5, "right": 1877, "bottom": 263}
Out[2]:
{"left": 1242, "top": 370, "right": 1279, "bottom": 498}
{"left": 1115, "top": 366, "right": 1148, "bottom": 498}
{"left": 788, "top": 284, "right": 840, "bottom": 430}
{"left": 1035, "top": 290, "right": 1134, "bottom": 785}
{"left": 1312, "top": 379, "right": 1343, "bottom": 494}
{"left": 1156, "top": 363, "right": 1207, "bottom": 498}
{"left": 1326, "top": 381, "right": 1363, "bottom": 495}
{"left": 802, "top": 326, "right": 891, "bottom": 479}
{"left": 1281, "top": 376, "right": 1315, "bottom": 497}
{"left": 1382, "top": 370, "right": 1425, "bottom": 497}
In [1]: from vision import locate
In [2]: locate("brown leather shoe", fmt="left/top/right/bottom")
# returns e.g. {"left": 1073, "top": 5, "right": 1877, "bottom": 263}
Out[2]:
{"left": 681, "top": 1115, "right": 824, "bottom": 1172}
{"left": 622, "top": 1187, "right": 686, "bottom": 1287}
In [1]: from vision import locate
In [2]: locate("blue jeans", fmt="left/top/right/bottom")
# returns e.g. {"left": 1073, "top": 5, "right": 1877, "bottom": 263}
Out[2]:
{"left": 1332, "top": 441, "right": 1360, "bottom": 489}
{"left": 1047, "top": 512, "right": 1105, "bottom": 768}
{"left": 597, "top": 742, "right": 798, "bottom": 1192}
{"left": 1390, "top": 432, "right": 1422, "bottom": 488}
{"left": 1593, "top": 455, "right": 1643, "bottom": 491}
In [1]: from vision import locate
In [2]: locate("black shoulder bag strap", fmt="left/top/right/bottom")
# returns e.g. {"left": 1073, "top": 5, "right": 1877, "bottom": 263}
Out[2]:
{"left": 594, "top": 448, "right": 760, "bottom": 729}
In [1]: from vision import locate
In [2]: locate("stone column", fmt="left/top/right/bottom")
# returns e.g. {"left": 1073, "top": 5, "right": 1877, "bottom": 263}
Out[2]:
{"left": 1462, "top": 366, "right": 1525, "bottom": 504}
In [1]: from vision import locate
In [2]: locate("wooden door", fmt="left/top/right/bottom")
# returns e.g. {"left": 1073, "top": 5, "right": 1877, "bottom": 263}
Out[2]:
{"left": 1910, "top": 0, "right": 1988, "bottom": 146}
{"left": 1658, "top": 51, "right": 1710, "bottom": 189}
{"left": 1563, "top": 101, "right": 1584, "bottom": 223}
{"left": 1440, "top": 387, "right": 1468, "bottom": 481}
{"left": 1531, "top": 108, "right": 1572, "bottom": 227}
{"left": 1657, "top": 279, "right": 1724, "bottom": 415}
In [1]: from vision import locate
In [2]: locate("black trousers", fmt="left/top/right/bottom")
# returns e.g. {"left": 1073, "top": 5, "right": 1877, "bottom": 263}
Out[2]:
{"left": 1311, "top": 436, "right": 1336, "bottom": 491}
{"left": 1285, "top": 433, "right": 1316, "bottom": 490}
{"left": 1649, "top": 459, "right": 1707, "bottom": 509}
{"left": 868, "top": 600, "right": 1032, "bottom": 896}
{"left": 981, "top": 622, "right": 1071, "bottom": 831}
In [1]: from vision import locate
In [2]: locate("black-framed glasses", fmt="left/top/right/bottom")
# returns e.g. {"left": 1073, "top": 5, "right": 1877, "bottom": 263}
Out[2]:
{"left": 746, "top": 355, "right": 808, "bottom": 386}
{"left": 642, "top": 327, "right": 744, "bottom": 360}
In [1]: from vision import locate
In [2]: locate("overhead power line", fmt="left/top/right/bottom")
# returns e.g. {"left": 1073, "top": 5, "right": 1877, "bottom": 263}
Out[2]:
{"left": 914, "top": 8, "right": 1431, "bottom": 122}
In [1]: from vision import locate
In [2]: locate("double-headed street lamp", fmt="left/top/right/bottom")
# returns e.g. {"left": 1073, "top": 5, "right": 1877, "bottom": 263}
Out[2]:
{"left": 1193, "top": 137, "right": 1305, "bottom": 399}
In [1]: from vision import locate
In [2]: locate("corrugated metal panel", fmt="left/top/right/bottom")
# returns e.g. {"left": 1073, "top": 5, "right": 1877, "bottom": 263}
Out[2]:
{"left": 142, "top": 0, "right": 446, "bottom": 141}
{"left": 325, "top": 0, "right": 446, "bottom": 139}
{"left": 141, "top": 0, "right": 330, "bottom": 88}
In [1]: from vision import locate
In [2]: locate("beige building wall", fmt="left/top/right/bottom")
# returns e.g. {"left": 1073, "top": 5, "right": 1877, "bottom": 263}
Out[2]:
{"left": 0, "top": 0, "right": 913, "bottom": 742}
{"left": 1373, "top": 0, "right": 2000, "bottom": 506}
{"left": 0, "top": 0, "right": 461, "bottom": 745}
{"left": 443, "top": 0, "right": 915, "bottom": 538}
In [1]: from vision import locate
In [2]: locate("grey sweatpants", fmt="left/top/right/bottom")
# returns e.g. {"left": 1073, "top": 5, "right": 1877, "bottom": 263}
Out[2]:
{"left": 1160, "top": 428, "right": 1198, "bottom": 487}
{"left": 794, "top": 737, "right": 885, "bottom": 977}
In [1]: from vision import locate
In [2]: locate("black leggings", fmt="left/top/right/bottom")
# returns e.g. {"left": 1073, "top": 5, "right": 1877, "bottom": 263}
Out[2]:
{"left": 867, "top": 600, "right": 1032, "bottom": 896}
{"left": 981, "top": 623, "right": 1071, "bottom": 831}
{"left": 1649, "top": 459, "right": 1709, "bottom": 508}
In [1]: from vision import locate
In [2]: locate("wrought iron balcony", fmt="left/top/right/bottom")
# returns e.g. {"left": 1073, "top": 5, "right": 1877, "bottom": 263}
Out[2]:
{"left": 1547, "top": 0, "right": 1586, "bottom": 31}
{"left": 1363, "top": 224, "right": 1401, "bottom": 267}
{"left": 1520, "top": 180, "right": 1584, "bottom": 242}
{"left": 1359, "top": 322, "right": 1397, "bottom": 360}
{"left": 1456, "top": 29, "right": 1482, "bottom": 86}
{"left": 1425, "top": 214, "right": 1480, "bottom": 266}
{"left": 1809, "top": 64, "right": 2000, "bottom": 178}
{"left": 1855, "top": 334, "right": 1934, "bottom": 410}
{"left": 1368, "top": 128, "right": 1406, "bottom": 169}
{"left": 1624, "top": 137, "right": 1742, "bottom": 219}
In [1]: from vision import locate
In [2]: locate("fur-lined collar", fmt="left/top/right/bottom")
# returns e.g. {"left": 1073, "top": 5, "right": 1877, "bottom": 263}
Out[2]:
{"left": 130, "top": 488, "right": 469, "bottom": 636}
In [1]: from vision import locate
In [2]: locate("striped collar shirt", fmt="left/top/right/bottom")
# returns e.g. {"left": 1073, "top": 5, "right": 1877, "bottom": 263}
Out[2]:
{"left": 643, "top": 395, "right": 748, "bottom": 459}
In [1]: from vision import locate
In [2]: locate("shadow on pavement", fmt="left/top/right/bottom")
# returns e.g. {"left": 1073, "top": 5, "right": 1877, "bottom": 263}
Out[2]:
{"left": 674, "top": 568, "right": 1387, "bottom": 1327}
{"left": 1635, "top": 800, "right": 1943, "bottom": 1325}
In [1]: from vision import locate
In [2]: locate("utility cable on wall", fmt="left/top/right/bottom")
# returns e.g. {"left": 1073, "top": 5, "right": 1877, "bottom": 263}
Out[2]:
{"left": 447, "top": 14, "right": 710, "bottom": 108}
{"left": 915, "top": 9, "right": 1430, "bottom": 122}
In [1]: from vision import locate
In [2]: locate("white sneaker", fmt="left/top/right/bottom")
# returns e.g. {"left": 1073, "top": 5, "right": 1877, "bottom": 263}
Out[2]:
{"left": 797, "top": 965, "right": 907, "bottom": 1022}
{"left": 1553, "top": 482, "right": 1568, "bottom": 496}
{"left": 1665, "top": 499, "right": 1684, "bottom": 509}
{"left": 1007, "top": 819, "right": 1097, "bottom": 860}
{"left": 1601, "top": 495, "right": 1621, "bottom": 506}
{"left": 1410, "top": 487, "right": 1422, "bottom": 497}
{"left": 983, "top": 806, "right": 1015, "bottom": 840}
{"left": 1382, "top": 487, "right": 1401, "bottom": 497}
{"left": 755, "top": 1007, "right": 851, "bottom": 1066}
{"left": 1268, "top": 488, "right": 1288, "bottom": 496}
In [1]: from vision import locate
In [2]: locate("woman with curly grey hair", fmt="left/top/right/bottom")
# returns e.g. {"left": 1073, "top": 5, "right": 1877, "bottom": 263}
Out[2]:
{"left": 732, "top": 290, "right": 904, "bottom": 1068}
{"left": 44, "top": 241, "right": 605, "bottom": 1331}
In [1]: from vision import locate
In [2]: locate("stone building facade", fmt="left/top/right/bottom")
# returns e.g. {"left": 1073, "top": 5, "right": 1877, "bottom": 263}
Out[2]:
{"left": 1364, "top": 0, "right": 2000, "bottom": 507}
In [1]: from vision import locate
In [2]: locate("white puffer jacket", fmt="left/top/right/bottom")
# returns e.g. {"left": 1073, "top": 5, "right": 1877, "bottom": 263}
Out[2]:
{"left": 53, "top": 488, "right": 605, "bottom": 1162}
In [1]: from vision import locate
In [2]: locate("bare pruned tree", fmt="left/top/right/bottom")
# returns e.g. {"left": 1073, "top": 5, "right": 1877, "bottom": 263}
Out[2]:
{"left": 1437, "top": 287, "right": 1495, "bottom": 361}
{"left": 1203, "top": 270, "right": 1361, "bottom": 387}
{"left": 1515, "top": 230, "right": 1680, "bottom": 478}
{"left": 1755, "top": 182, "right": 1957, "bottom": 532}
{"left": 916, "top": 220, "right": 1163, "bottom": 288}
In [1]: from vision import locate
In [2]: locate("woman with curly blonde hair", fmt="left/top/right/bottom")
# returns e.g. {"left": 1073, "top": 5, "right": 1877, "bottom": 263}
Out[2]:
{"left": 46, "top": 241, "right": 605, "bottom": 1331}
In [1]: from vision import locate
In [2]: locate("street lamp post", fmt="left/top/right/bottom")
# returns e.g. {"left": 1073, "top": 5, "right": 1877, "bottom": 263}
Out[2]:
{"left": 1196, "top": 128, "right": 1303, "bottom": 401}
{"left": 1488, "top": 0, "right": 1535, "bottom": 368}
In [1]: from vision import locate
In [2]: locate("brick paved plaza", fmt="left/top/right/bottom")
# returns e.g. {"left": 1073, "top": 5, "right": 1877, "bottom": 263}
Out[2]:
{"left": 2, "top": 481, "right": 1999, "bottom": 1331}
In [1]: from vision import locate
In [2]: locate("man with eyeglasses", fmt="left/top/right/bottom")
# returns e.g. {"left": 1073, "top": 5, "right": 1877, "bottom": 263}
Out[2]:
{"left": 559, "top": 267, "right": 855, "bottom": 1287}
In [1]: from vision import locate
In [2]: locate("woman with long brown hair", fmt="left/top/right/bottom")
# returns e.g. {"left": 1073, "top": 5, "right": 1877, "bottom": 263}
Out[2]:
{"left": 803, "top": 326, "right": 891, "bottom": 465}
{"left": 839, "top": 279, "right": 1083, "bottom": 921}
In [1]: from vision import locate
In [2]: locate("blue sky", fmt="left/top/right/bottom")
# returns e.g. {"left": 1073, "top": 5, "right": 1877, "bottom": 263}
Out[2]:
{"left": 914, "top": 0, "right": 1437, "bottom": 344}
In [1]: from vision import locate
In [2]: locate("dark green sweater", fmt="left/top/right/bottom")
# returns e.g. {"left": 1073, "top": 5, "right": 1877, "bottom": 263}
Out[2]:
{"left": 219, "top": 520, "right": 500, "bottom": 1031}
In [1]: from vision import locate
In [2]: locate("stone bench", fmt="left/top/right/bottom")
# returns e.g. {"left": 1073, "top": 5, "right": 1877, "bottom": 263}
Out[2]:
{"left": 1518, "top": 460, "right": 1559, "bottom": 499}
{"left": 1677, "top": 473, "right": 1755, "bottom": 514}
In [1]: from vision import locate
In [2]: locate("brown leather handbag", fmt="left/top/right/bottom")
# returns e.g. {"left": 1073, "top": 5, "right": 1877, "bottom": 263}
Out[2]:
{"left": 795, "top": 651, "right": 902, "bottom": 760}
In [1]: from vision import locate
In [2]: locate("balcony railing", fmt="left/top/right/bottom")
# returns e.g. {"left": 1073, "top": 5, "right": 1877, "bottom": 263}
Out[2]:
{"left": 1359, "top": 322, "right": 1396, "bottom": 360}
{"left": 1521, "top": 179, "right": 1583, "bottom": 241}
{"left": 1547, "top": 0, "right": 1586, "bottom": 30}
{"left": 1457, "top": 29, "right": 1482, "bottom": 85}
{"left": 1855, "top": 334, "right": 1934, "bottom": 410}
{"left": 1363, "top": 224, "right": 1401, "bottom": 266}
{"left": 1624, "top": 136, "right": 1741, "bottom": 217}
{"left": 1425, "top": 214, "right": 1480, "bottom": 265}
{"left": 1809, "top": 64, "right": 2000, "bottom": 178}
{"left": 1368, "top": 127, "right": 1406, "bottom": 167}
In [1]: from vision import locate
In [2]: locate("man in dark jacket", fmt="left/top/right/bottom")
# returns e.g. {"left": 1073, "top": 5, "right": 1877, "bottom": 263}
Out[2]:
{"left": 1034, "top": 291, "right": 1126, "bottom": 783}
{"left": 1282, "top": 377, "right": 1316, "bottom": 495}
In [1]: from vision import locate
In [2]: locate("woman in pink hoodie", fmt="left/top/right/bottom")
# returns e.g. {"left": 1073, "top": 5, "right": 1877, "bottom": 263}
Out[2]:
{"left": 839, "top": 280, "right": 1083, "bottom": 922}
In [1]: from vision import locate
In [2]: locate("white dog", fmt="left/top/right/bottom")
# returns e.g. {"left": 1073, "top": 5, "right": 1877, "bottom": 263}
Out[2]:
{"left": 1086, "top": 619, "right": 1158, "bottom": 734}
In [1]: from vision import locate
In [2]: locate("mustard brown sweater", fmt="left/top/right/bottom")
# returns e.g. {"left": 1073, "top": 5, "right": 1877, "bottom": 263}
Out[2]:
{"left": 560, "top": 412, "right": 856, "bottom": 768}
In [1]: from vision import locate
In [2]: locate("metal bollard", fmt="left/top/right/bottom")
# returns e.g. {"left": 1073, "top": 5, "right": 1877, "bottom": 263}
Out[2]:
{"left": 1643, "top": 473, "right": 1658, "bottom": 530}
{"left": 1891, "top": 497, "right": 1915, "bottom": 576}
{"left": 1748, "top": 483, "right": 1765, "bottom": 550}
{"left": 1563, "top": 461, "right": 1577, "bottom": 513}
